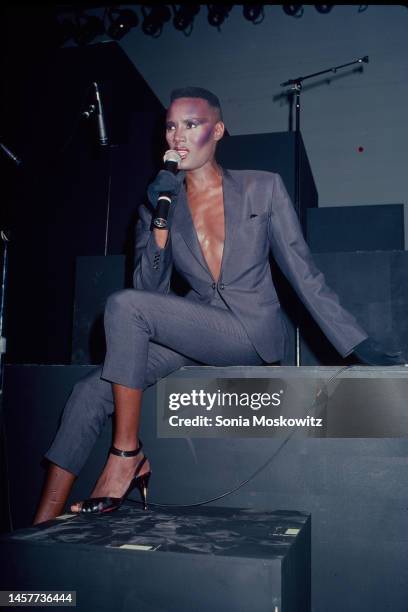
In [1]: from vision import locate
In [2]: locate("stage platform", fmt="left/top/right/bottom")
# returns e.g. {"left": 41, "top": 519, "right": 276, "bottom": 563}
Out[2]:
{"left": 0, "top": 504, "right": 311, "bottom": 612}
{"left": 3, "top": 364, "right": 408, "bottom": 611}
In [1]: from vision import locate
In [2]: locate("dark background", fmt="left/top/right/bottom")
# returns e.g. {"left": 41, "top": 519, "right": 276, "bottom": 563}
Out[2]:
{"left": 2, "top": 7, "right": 166, "bottom": 364}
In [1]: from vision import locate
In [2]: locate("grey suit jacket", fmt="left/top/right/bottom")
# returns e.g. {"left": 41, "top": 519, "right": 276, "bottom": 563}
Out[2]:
{"left": 133, "top": 167, "right": 368, "bottom": 362}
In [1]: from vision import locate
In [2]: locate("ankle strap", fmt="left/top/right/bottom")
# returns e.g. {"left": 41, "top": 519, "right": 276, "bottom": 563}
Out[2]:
{"left": 110, "top": 442, "right": 142, "bottom": 457}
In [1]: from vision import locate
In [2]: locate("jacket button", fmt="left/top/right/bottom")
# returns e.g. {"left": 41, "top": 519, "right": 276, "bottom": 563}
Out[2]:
{"left": 212, "top": 283, "right": 216, "bottom": 290}
{"left": 219, "top": 283, "right": 225, "bottom": 290}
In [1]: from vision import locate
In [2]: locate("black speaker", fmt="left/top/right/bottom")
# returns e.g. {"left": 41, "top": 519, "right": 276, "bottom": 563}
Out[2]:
{"left": 71, "top": 255, "right": 126, "bottom": 364}
{"left": 217, "top": 131, "right": 318, "bottom": 226}
{"left": 307, "top": 204, "right": 404, "bottom": 253}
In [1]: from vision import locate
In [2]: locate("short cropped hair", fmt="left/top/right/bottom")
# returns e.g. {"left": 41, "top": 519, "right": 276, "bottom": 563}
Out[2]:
{"left": 170, "top": 87, "right": 223, "bottom": 121}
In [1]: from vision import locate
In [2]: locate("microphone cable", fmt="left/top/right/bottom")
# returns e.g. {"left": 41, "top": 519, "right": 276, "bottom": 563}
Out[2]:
{"left": 126, "top": 364, "right": 352, "bottom": 509}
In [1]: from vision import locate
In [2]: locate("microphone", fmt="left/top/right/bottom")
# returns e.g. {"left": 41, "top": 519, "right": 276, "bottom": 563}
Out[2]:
{"left": 93, "top": 82, "right": 108, "bottom": 146}
{"left": 0, "top": 141, "right": 22, "bottom": 166}
{"left": 153, "top": 150, "right": 182, "bottom": 229}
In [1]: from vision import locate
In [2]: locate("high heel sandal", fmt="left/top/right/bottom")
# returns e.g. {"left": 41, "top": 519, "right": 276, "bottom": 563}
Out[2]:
{"left": 73, "top": 441, "right": 151, "bottom": 514}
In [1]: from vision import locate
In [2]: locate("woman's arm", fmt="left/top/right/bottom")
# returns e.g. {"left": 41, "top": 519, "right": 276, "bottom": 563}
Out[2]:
{"left": 132, "top": 202, "right": 173, "bottom": 293}
{"left": 267, "top": 173, "right": 368, "bottom": 358}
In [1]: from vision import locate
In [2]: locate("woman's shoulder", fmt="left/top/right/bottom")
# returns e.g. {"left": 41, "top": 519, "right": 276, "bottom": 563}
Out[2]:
{"left": 225, "top": 168, "right": 281, "bottom": 182}
{"left": 224, "top": 168, "right": 282, "bottom": 191}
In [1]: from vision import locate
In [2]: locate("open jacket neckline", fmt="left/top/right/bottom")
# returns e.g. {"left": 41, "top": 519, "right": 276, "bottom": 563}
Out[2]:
{"left": 173, "top": 167, "right": 242, "bottom": 284}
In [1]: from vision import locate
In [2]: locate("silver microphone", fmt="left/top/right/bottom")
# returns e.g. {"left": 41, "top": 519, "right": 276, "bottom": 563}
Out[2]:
{"left": 93, "top": 82, "right": 108, "bottom": 146}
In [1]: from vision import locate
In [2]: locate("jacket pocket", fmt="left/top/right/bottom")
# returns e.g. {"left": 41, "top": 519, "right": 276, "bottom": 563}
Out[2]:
{"left": 247, "top": 211, "right": 269, "bottom": 223}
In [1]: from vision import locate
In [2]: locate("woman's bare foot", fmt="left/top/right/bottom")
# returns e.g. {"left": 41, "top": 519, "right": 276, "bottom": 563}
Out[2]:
{"left": 70, "top": 446, "right": 150, "bottom": 513}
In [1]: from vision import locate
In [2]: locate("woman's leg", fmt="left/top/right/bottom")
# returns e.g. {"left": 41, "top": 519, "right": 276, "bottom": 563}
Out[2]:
{"left": 33, "top": 345, "right": 198, "bottom": 523}
{"left": 69, "top": 290, "right": 262, "bottom": 513}
{"left": 33, "top": 463, "right": 76, "bottom": 525}
{"left": 101, "top": 289, "right": 262, "bottom": 389}
{"left": 70, "top": 386, "right": 146, "bottom": 512}
{"left": 33, "top": 367, "right": 112, "bottom": 525}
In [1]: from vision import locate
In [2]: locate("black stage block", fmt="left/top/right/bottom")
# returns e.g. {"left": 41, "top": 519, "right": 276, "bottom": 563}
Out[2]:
{"left": 0, "top": 505, "right": 311, "bottom": 612}
{"left": 307, "top": 204, "right": 404, "bottom": 253}
{"left": 299, "top": 250, "right": 408, "bottom": 365}
{"left": 217, "top": 131, "right": 317, "bottom": 230}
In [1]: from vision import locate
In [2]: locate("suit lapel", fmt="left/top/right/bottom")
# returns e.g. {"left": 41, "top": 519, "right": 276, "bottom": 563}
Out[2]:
{"left": 173, "top": 167, "right": 243, "bottom": 280}
{"left": 220, "top": 168, "right": 242, "bottom": 279}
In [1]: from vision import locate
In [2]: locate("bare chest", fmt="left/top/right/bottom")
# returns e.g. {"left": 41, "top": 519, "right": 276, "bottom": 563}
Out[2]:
{"left": 188, "top": 188, "right": 225, "bottom": 281}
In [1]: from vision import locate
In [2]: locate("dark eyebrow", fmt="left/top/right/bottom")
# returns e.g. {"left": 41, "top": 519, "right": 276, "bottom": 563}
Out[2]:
{"left": 166, "top": 117, "right": 208, "bottom": 124}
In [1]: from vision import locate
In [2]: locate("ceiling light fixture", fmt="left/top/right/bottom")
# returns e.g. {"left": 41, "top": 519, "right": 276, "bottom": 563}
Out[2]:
{"left": 107, "top": 8, "right": 139, "bottom": 41}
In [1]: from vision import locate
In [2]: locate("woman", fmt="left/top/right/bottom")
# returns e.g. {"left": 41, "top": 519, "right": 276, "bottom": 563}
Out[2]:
{"left": 33, "top": 86, "right": 403, "bottom": 524}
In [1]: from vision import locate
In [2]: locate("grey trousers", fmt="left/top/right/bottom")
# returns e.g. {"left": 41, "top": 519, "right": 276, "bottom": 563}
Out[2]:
{"left": 45, "top": 289, "right": 263, "bottom": 475}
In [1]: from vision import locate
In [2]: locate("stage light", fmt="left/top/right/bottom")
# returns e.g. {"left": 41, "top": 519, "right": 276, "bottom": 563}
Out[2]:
{"left": 73, "top": 13, "right": 105, "bottom": 46}
{"left": 173, "top": 5, "right": 200, "bottom": 34}
{"left": 243, "top": 5, "right": 265, "bottom": 24}
{"left": 107, "top": 8, "right": 139, "bottom": 40}
{"left": 315, "top": 5, "right": 333, "bottom": 13}
{"left": 141, "top": 5, "right": 172, "bottom": 38}
{"left": 207, "top": 5, "right": 232, "bottom": 28}
{"left": 283, "top": 5, "right": 304, "bottom": 18}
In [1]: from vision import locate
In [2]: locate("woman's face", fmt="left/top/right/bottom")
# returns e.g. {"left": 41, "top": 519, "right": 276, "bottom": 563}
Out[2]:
{"left": 165, "top": 97, "right": 224, "bottom": 171}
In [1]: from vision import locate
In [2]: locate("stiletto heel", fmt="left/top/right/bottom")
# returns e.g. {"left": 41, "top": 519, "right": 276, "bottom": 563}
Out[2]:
{"left": 136, "top": 472, "right": 151, "bottom": 511}
{"left": 73, "top": 441, "right": 151, "bottom": 514}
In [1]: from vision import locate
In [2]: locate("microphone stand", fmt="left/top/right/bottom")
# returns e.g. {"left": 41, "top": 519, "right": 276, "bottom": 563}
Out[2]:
{"left": 0, "top": 230, "right": 11, "bottom": 409}
{"left": 82, "top": 84, "right": 111, "bottom": 256}
{"left": 0, "top": 140, "right": 22, "bottom": 407}
{"left": 280, "top": 55, "right": 369, "bottom": 366}
{"left": 0, "top": 141, "right": 22, "bottom": 531}
{"left": 0, "top": 230, "right": 12, "bottom": 531}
